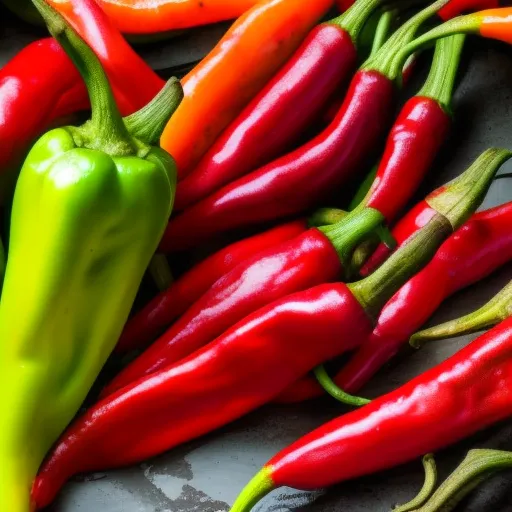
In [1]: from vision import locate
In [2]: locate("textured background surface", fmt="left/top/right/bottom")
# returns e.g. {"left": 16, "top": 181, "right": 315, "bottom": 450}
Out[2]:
{"left": 2, "top": 5, "right": 512, "bottom": 511}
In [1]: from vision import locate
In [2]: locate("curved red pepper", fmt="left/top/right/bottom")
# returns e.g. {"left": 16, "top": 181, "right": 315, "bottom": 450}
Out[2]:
{"left": 116, "top": 219, "right": 308, "bottom": 354}
{"left": 232, "top": 317, "right": 512, "bottom": 510}
{"left": 160, "top": 70, "right": 396, "bottom": 251}
{"left": 277, "top": 201, "right": 512, "bottom": 402}
{"left": 32, "top": 283, "right": 373, "bottom": 509}
{"left": 174, "top": 24, "right": 358, "bottom": 211}
{"left": 438, "top": 0, "right": 499, "bottom": 21}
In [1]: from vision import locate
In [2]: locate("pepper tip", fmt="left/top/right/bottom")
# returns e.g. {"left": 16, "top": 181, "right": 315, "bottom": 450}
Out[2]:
{"left": 230, "top": 466, "right": 275, "bottom": 512}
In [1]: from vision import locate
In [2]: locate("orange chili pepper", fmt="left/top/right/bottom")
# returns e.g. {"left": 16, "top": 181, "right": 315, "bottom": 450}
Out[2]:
{"left": 477, "top": 7, "right": 512, "bottom": 42}
{"left": 46, "top": 0, "right": 260, "bottom": 33}
{"left": 160, "top": 0, "right": 334, "bottom": 177}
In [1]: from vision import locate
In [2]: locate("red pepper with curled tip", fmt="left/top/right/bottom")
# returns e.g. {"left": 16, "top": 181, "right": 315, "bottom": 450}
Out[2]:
{"left": 30, "top": 148, "right": 507, "bottom": 508}
{"left": 231, "top": 316, "right": 512, "bottom": 512}
{"left": 116, "top": 219, "right": 308, "bottom": 354}
{"left": 104, "top": 207, "right": 387, "bottom": 396}
{"left": 160, "top": 0, "right": 449, "bottom": 252}
{"left": 173, "top": 0, "right": 380, "bottom": 211}
{"left": 277, "top": 200, "right": 512, "bottom": 403}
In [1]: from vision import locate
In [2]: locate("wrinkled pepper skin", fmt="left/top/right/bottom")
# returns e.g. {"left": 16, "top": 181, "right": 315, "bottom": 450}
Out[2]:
{"left": 0, "top": 130, "right": 175, "bottom": 511}
{"left": 160, "top": 0, "right": 334, "bottom": 177}
{"left": 105, "top": 228, "right": 343, "bottom": 395}
{"left": 363, "top": 97, "right": 451, "bottom": 221}
{"left": 32, "top": 284, "right": 373, "bottom": 509}
{"left": 277, "top": 201, "right": 512, "bottom": 402}
{"left": 174, "top": 25, "right": 358, "bottom": 210}
{"left": 116, "top": 219, "right": 308, "bottom": 354}
{"left": 235, "top": 317, "right": 512, "bottom": 506}
{"left": 161, "top": 70, "right": 395, "bottom": 251}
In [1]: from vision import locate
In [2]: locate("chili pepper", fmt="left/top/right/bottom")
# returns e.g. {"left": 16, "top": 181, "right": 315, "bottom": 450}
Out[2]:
{"left": 438, "top": 0, "right": 500, "bottom": 20}
{"left": 160, "top": 1, "right": 448, "bottom": 252}
{"left": 104, "top": 208, "right": 388, "bottom": 396}
{"left": 30, "top": 148, "right": 503, "bottom": 507}
{"left": 405, "top": 448, "right": 512, "bottom": 512}
{"left": 410, "top": 279, "right": 512, "bottom": 347}
{"left": 160, "top": 0, "right": 334, "bottom": 177}
{"left": 231, "top": 315, "right": 512, "bottom": 512}
{"left": 277, "top": 200, "right": 512, "bottom": 404}
{"left": 174, "top": 0, "right": 380, "bottom": 211}
{"left": 0, "top": 0, "right": 182, "bottom": 509}
{"left": 116, "top": 219, "right": 308, "bottom": 354}
{"left": 48, "top": 0, "right": 260, "bottom": 34}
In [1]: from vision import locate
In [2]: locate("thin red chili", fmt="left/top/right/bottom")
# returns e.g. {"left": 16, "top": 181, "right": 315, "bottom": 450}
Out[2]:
{"left": 30, "top": 149, "right": 504, "bottom": 507}
{"left": 116, "top": 219, "right": 308, "bottom": 354}
{"left": 104, "top": 208, "right": 385, "bottom": 396}
{"left": 277, "top": 200, "right": 512, "bottom": 402}
{"left": 173, "top": 0, "right": 377, "bottom": 211}
{"left": 159, "top": 2, "right": 447, "bottom": 252}
{"left": 231, "top": 316, "right": 512, "bottom": 511}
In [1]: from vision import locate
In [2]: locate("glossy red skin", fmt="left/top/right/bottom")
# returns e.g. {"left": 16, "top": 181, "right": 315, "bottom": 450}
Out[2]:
{"left": 276, "top": 202, "right": 512, "bottom": 403}
{"left": 438, "top": 0, "right": 499, "bottom": 20}
{"left": 174, "top": 25, "right": 358, "bottom": 211}
{"left": 364, "top": 97, "right": 451, "bottom": 221}
{"left": 160, "top": 70, "right": 396, "bottom": 252}
{"left": 32, "top": 283, "right": 373, "bottom": 508}
{"left": 116, "top": 219, "right": 308, "bottom": 354}
{"left": 106, "top": 228, "right": 342, "bottom": 394}
{"left": 269, "top": 317, "right": 512, "bottom": 490}
{"left": 361, "top": 200, "right": 438, "bottom": 276}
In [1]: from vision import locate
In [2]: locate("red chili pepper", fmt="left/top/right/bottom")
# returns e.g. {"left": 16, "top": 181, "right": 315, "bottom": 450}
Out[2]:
{"left": 116, "top": 219, "right": 308, "bottom": 354}
{"left": 160, "top": 1, "right": 448, "bottom": 252}
{"left": 277, "top": 200, "right": 512, "bottom": 403}
{"left": 173, "top": 0, "right": 379, "bottom": 211}
{"left": 438, "top": 0, "right": 500, "bottom": 21}
{"left": 104, "top": 208, "right": 386, "bottom": 396}
{"left": 31, "top": 148, "right": 505, "bottom": 507}
{"left": 231, "top": 316, "right": 512, "bottom": 511}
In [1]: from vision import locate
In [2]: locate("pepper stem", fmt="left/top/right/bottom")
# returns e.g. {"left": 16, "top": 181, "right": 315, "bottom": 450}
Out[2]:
{"left": 411, "top": 449, "right": 512, "bottom": 512}
{"left": 410, "top": 279, "right": 512, "bottom": 348}
{"left": 124, "top": 77, "right": 184, "bottom": 145}
{"left": 370, "top": 10, "right": 395, "bottom": 57}
{"left": 308, "top": 208, "right": 347, "bottom": 228}
{"left": 394, "top": 454, "right": 438, "bottom": 512}
{"left": 349, "top": 164, "right": 379, "bottom": 211}
{"left": 230, "top": 467, "right": 275, "bottom": 512}
{"left": 417, "top": 34, "right": 466, "bottom": 113}
{"left": 331, "top": 0, "right": 383, "bottom": 41}
{"left": 318, "top": 207, "right": 392, "bottom": 279}
{"left": 313, "top": 365, "right": 371, "bottom": 407}
{"left": 0, "top": 235, "right": 4, "bottom": 296}
{"left": 31, "top": 0, "right": 136, "bottom": 156}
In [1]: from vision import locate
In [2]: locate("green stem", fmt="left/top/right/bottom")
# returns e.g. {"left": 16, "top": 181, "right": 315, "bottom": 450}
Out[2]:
{"left": 308, "top": 208, "right": 347, "bottom": 228}
{"left": 331, "top": 0, "right": 383, "bottom": 41}
{"left": 426, "top": 148, "right": 512, "bottom": 229}
{"left": 349, "top": 164, "right": 378, "bottom": 211}
{"left": 349, "top": 214, "right": 451, "bottom": 319}
{"left": 410, "top": 279, "right": 512, "bottom": 348}
{"left": 230, "top": 467, "right": 275, "bottom": 512}
{"left": 318, "top": 207, "right": 388, "bottom": 278}
{"left": 417, "top": 34, "right": 466, "bottom": 113}
{"left": 0, "top": 234, "right": 5, "bottom": 294}
{"left": 370, "top": 10, "right": 395, "bottom": 57}
{"left": 313, "top": 365, "right": 371, "bottom": 406}
{"left": 31, "top": 0, "right": 136, "bottom": 156}
{"left": 363, "top": 0, "right": 451, "bottom": 79}
{"left": 124, "top": 77, "right": 184, "bottom": 145}
{"left": 394, "top": 454, "right": 438, "bottom": 512}
{"left": 413, "top": 449, "right": 512, "bottom": 512}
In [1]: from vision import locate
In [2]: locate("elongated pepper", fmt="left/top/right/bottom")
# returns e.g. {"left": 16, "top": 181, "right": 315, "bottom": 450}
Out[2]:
{"left": 231, "top": 316, "right": 512, "bottom": 512}
{"left": 277, "top": 200, "right": 512, "bottom": 403}
{"left": 104, "top": 208, "right": 387, "bottom": 396}
{"left": 160, "top": 0, "right": 452, "bottom": 252}
{"left": 30, "top": 148, "right": 506, "bottom": 508}
{"left": 174, "top": 0, "right": 380, "bottom": 211}
{"left": 160, "top": 0, "right": 334, "bottom": 177}
{"left": 0, "top": 1, "right": 182, "bottom": 509}
{"left": 116, "top": 219, "right": 308, "bottom": 354}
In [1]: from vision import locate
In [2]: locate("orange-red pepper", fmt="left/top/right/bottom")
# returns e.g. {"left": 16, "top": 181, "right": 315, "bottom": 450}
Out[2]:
{"left": 160, "top": 0, "right": 335, "bottom": 177}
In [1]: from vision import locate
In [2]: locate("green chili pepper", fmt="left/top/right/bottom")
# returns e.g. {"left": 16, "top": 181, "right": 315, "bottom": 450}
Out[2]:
{"left": 0, "top": 0, "right": 182, "bottom": 509}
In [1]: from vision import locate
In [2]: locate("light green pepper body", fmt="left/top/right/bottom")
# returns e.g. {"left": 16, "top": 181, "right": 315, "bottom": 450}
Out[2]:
{"left": 0, "top": 0, "right": 182, "bottom": 508}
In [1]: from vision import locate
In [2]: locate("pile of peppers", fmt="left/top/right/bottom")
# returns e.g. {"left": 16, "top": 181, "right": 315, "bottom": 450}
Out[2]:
{"left": 2, "top": 0, "right": 512, "bottom": 510}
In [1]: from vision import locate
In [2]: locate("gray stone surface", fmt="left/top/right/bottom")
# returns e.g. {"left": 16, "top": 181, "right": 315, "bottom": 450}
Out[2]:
{"left": 2, "top": 5, "right": 512, "bottom": 511}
